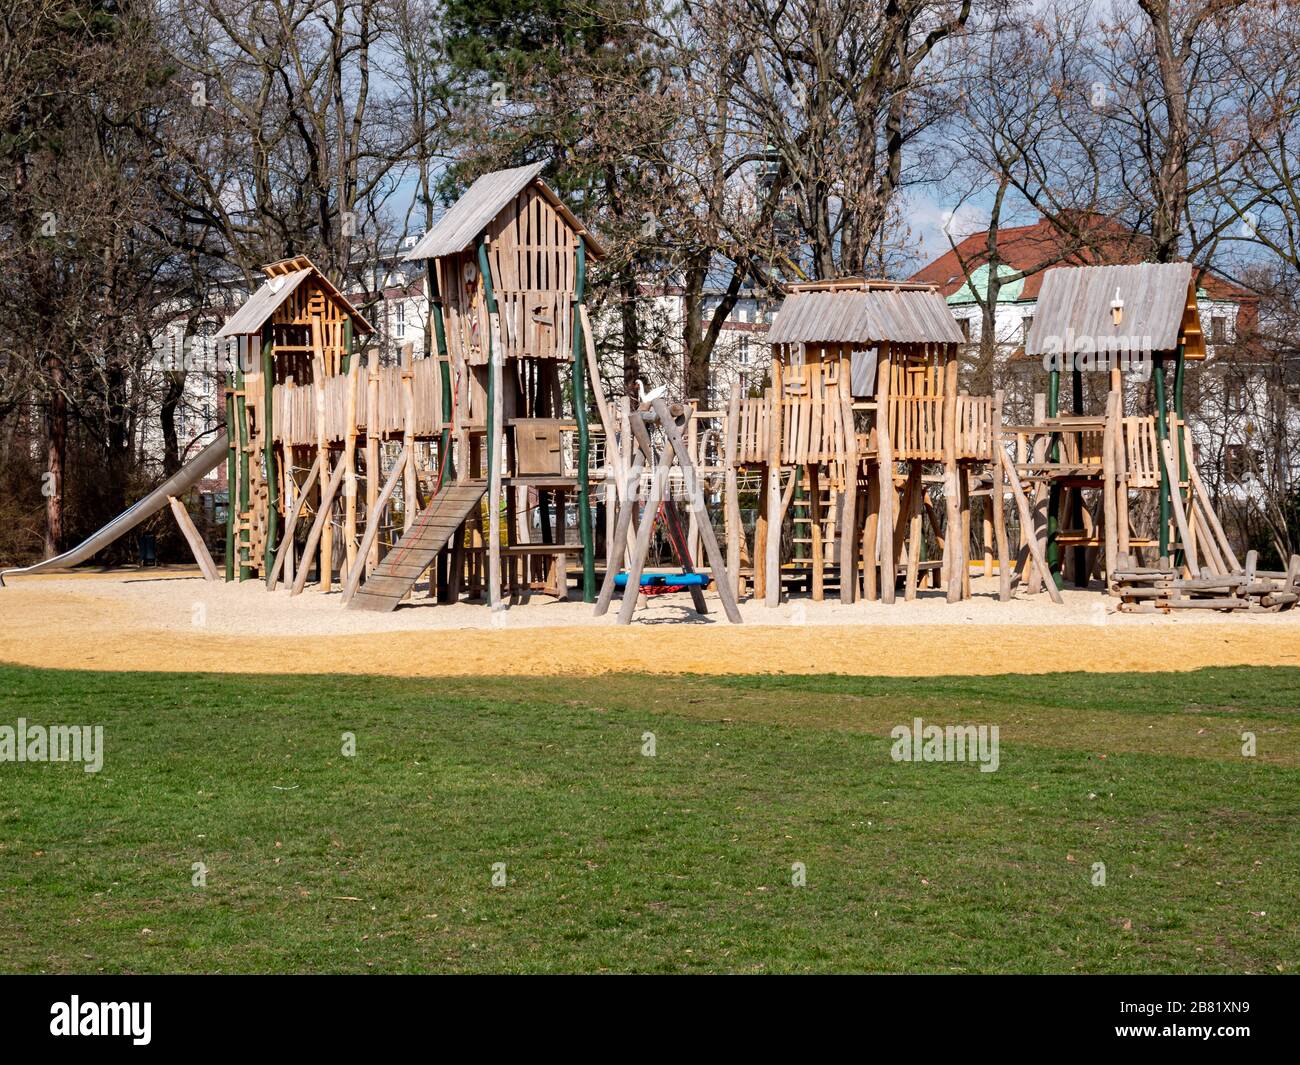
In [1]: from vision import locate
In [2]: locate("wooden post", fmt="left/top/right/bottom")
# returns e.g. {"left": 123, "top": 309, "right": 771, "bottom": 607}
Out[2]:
{"left": 875, "top": 342, "right": 895, "bottom": 604}
{"left": 651, "top": 397, "right": 742, "bottom": 623}
{"left": 365, "top": 350, "right": 380, "bottom": 576}
{"left": 991, "top": 390, "right": 1011, "bottom": 602}
{"left": 904, "top": 465, "right": 923, "bottom": 601}
{"left": 1000, "top": 447, "right": 1063, "bottom": 604}
{"left": 224, "top": 372, "right": 237, "bottom": 581}
{"left": 862, "top": 464, "right": 880, "bottom": 600}
{"left": 235, "top": 336, "right": 252, "bottom": 581}
{"left": 311, "top": 325, "right": 331, "bottom": 592}
{"left": 838, "top": 372, "right": 859, "bottom": 604}
{"left": 1102, "top": 390, "right": 1119, "bottom": 590}
{"left": 725, "top": 380, "right": 742, "bottom": 592}
{"left": 765, "top": 368, "right": 784, "bottom": 606}
{"left": 343, "top": 353, "right": 360, "bottom": 583}
{"left": 340, "top": 449, "right": 410, "bottom": 604}
{"left": 1160, "top": 437, "right": 1200, "bottom": 576}
{"left": 618, "top": 459, "right": 670, "bottom": 625}
{"left": 261, "top": 327, "right": 278, "bottom": 577}
{"left": 292, "top": 457, "right": 347, "bottom": 596}
{"left": 479, "top": 240, "right": 504, "bottom": 612}
{"left": 266, "top": 453, "right": 321, "bottom": 591}
{"left": 569, "top": 237, "right": 596, "bottom": 602}
{"left": 594, "top": 452, "right": 647, "bottom": 616}
{"left": 169, "top": 496, "right": 219, "bottom": 581}
{"left": 401, "top": 342, "right": 416, "bottom": 533}
{"left": 943, "top": 353, "right": 963, "bottom": 602}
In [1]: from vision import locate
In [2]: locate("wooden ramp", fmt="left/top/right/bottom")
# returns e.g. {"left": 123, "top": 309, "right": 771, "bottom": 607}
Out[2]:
{"left": 347, "top": 481, "right": 486, "bottom": 612}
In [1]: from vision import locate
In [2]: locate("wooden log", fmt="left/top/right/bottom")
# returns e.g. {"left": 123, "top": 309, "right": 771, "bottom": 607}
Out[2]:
{"left": 943, "top": 356, "right": 963, "bottom": 603}
{"left": 365, "top": 350, "right": 380, "bottom": 576}
{"left": 1185, "top": 442, "right": 1241, "bottom": 572}
{"left": 1000, "top": 447, "right": 1062, "bottom": 604}
{"left": 862, "top": 464, "right": 879, "bottom": 600}
{"left": 168, "top": 495, "right": 219, "bottom": 582}
{"left": 838, "top": 374, "right": 859, "bottom": 604}
{"left": 991, "top": 390, "right": 1011, "bottom": 602}
{"left": 725, "top": 380, "right": 742, "bottom": 591}
{"left": 266, "top": 453, "right": 322, "bottom": 590}
{"left": 809, "top": 463, "right": 824, "bottom": 601}
{"left": 875, "top": 342, "right": 895, "bottom": 604}
{"left": 960, "top": 467, "right": 972, "bottom": 600}
{"left": 766, "top": 370, "right": 784, "bottom": 606}
{"left": 594, "top": 452, "right": 646, "bottom": 616}
{"left": 486, "top": 316, "right": 504, "bottom": 611}
{"left": 1101, "top": 390, "right": 1119, "bottom": 591}
{"left": 904, "top": 464, "right": 924, "bottom": 601}
{"left": 618, "top": 459, "right": 670, "bottom": 625}
{"left": 340, "top": 449, "right": 410, "bottom": 604}
{"left": 311, "top": 332, "right": 332, "bottom": 592}
{"left": 343, "top": 353, "right": 360, "bottom": 583}
{"left": 651, "top": 397, "right": 742, "bottom": 623}
{"left": 1159, "top": 437, "right": 1199, "bottom": 577}
{"left": 292, "top": 454, "right": 348, "bottom": 596}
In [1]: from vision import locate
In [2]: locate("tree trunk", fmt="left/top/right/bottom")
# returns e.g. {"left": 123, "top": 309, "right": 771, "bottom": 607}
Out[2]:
{"left": 44, "top": 353, "right": 66, "bottom": 558}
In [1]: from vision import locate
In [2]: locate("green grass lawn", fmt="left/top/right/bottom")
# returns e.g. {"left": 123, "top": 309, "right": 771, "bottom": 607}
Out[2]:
{"left": 0, "top": 664, "right": 1296, "bottom": 974}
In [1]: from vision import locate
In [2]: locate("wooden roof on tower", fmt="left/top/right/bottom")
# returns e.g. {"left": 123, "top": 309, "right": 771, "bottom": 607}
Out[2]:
{"left": 215, "top": 256, "right": 374, "bottom": 338}
{"left": 401, "top": 163, "right": 605, "bottom": 262}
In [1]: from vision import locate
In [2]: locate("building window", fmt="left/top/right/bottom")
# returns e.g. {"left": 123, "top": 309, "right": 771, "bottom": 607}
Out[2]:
{"left": 737, "top": 334, "right": 750, "bottom": 365}
{"left": 1225, "top": 370, "right": 1248, "bottom": 415}
{"left": 393, "top": 301, "right": 406, "bottom": 339}
{"left": 1225, "top": 443, "right": 1254, "bottom": 483}
{"left": 959, "top": 317, "right": 971, "bottom": 342}
{"left": 1022, "top": 316, "right": 1034, "bottom": 344}
{"left": 1211, "top": 315, "right": 1227, "bottom": 344}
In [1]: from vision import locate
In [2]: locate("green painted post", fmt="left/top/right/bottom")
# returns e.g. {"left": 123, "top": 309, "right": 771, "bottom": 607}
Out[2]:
{"left": 261, "top": 328, "right": 278, "bottom": 577}
{"left": 1173, "top": 343, "right": 1187, "bottom": 567}
{"left": 1070, "top": 365, "right": 1085, "bottom": 584}
{"left": 570, "top": 237, "right": 595, "bottom": 602}
{"left": 1154, "top": 353, "right": 1170, "bottom": 559}
{"left": 1046, "top": 363, "right": 1063, "bottom": 588}
{"left": 428, "top": 261, "right": 454, "bottom": 486}
{"left": 225, "top": 380, "right": 236, "bottom": 582}
{"left": 235, "top": 338, "right": 251, "bottom": 580}
{"left": 478, "top": 239, "right": 497, "bottom": 498}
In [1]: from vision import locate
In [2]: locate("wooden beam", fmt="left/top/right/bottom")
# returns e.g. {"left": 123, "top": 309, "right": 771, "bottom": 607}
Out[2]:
{"left": 291, "top": 454, "right": 348, "bottom": 596}
{"left": 341, "top": 448, "right": 410, "bottom": 604}
{"left": 168, "top": 495, "right": 219, "bottom": 582}
{"left": 1000, "top": 447, "right": 1063, "bottom": 604}
{"left": 266, "top": 453, "right": 322, "bottom": 590}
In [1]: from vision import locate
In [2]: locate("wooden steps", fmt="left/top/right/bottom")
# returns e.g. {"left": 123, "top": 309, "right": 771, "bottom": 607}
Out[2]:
{"left": 347, "top": 481, "right": 486, "bottom": 612}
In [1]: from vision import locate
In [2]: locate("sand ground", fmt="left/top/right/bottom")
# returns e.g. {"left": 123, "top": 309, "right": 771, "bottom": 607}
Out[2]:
{"left": 1, "top": 565, "right": 1298, "bottom": 677}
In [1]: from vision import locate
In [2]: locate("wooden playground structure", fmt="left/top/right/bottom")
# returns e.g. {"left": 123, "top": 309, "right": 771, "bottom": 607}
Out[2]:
{"left": 11, "top": 166, "right": 1296, "bottom": 619}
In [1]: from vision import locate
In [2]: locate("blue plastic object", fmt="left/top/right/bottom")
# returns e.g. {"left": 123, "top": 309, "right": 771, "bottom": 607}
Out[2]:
{"left": 613, "top": 572, "right": 711, "bottom": 589}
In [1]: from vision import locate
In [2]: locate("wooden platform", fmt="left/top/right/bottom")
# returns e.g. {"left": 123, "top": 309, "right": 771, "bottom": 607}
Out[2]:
{"left": 347, "top": 481, "right": 486, "bottom": 612}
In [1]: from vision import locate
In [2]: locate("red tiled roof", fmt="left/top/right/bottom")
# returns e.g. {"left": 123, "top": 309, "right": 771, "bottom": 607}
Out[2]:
{"left": 908, "top": 215, "right": 1255, "bottom": 304}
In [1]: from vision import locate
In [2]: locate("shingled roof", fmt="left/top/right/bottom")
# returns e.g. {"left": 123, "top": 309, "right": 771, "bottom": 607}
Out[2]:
{"left": 215, "top": 257, "right": 373, "bottom": 339}
{"left": 767, "top": 283, "right": 963, "bottom": 345}
{"left": 1024, "top": 263, "right": 1197, "bottom": 357}
{"left": 402, "top": 163, "right": 605, "bottom": 262}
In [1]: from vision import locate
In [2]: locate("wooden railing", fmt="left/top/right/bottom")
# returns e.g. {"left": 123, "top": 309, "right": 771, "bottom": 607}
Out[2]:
{"left": 954, "top": 394, "right": 996, "bottom": 461}
{"left": 272, "top": 358, "right": 442, "bottom": 446}
{"left": 730, "top": 388, "right": 995, "bottom": 466}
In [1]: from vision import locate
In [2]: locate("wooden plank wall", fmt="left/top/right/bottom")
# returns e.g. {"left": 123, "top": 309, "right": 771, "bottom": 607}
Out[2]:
{"left": 272, "top": 359, "right": 440, "bottom": 446}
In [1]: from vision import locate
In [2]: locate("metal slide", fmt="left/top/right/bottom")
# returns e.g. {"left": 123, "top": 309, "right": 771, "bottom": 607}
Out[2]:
{"left": 0, "top": 432, "right": 230, "bottom": 586}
